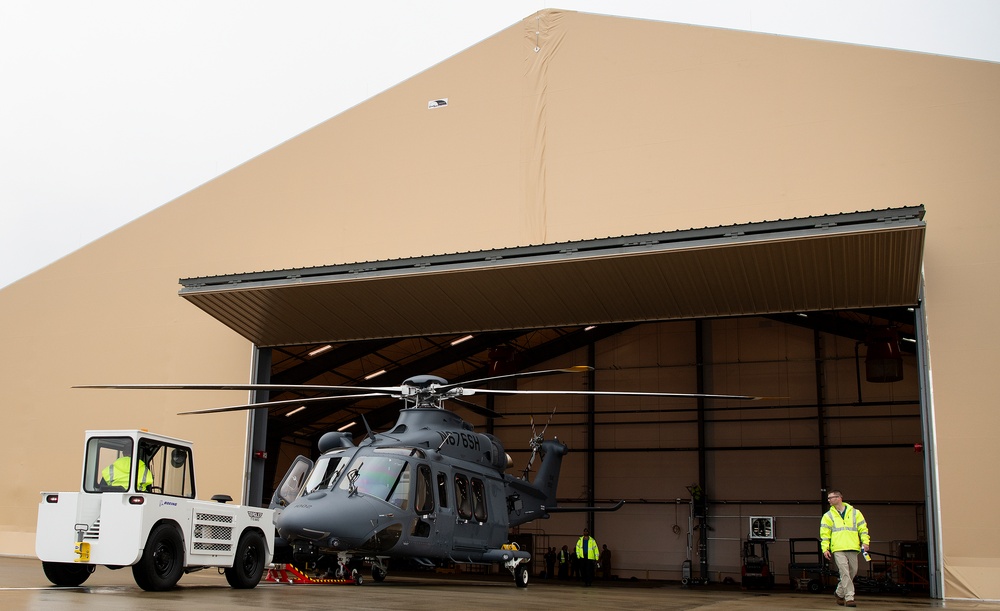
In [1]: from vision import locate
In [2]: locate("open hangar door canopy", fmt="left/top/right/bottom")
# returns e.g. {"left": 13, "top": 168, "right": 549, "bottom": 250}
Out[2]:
{"left": 175, "top": 206, "right": 929, "bottom": 585}
{"left": 178, "top": 206, "right": 925, "bottom": 346}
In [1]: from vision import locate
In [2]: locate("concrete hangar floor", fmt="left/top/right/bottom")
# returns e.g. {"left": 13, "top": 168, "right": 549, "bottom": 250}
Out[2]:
{"left": 1, "top": 556, "right": 992, "bottom": 611}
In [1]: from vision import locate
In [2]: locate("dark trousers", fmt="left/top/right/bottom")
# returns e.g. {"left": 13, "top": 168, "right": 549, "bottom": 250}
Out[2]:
{"left": 581, "top": 559, "right": 596, "bottom": 586}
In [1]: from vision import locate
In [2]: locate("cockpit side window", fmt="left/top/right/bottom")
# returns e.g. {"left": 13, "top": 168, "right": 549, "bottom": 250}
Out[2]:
{"left": 302, "top": 451, "right": 348, "bottom": 495}
{"left": 387, "top": 462, "right": 411, "bottom": 510}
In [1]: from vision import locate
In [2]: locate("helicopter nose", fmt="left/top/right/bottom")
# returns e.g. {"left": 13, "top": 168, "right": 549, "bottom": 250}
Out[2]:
{"left": 276, "top": 495, "right": 387, "bottom": 550}
{"left": 276, "top": 500, "right": 332, "bottom": 542}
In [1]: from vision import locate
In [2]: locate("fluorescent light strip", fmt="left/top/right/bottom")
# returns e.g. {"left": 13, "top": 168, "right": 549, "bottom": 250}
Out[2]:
{"left": 308, "top": 344, "right": 333, "bottom": 357}
{"left": 338, "top": 421, "right": 356, "bottom": 431}
{"left": 450, "top": 334, "right": 474, "bottom": 346}
{"left": 285, "top": 406, "right": 306, "bottom": 417}
{"left": 364, "top": 369, "right": 387, "bottom": 380}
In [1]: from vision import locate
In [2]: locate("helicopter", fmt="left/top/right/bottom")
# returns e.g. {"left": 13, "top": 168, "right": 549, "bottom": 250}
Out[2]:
{"left": 78, "top": 366, "right": 764, "bottom": 587}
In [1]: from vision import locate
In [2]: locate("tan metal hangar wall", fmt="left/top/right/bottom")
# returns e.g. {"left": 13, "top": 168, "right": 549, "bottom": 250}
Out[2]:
{"left": 0, "top": 8, "right": 998, "bottom": 598}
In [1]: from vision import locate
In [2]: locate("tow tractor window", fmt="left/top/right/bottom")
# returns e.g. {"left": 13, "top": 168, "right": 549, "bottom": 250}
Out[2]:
{"left": 139, "top": 439, "right": 194, "bottom": 498}
{"left": 84, "top": 437, "right": 134, "bottom": 493}
{"left": 82, "top": 437, "right": 193, "bottom": 498}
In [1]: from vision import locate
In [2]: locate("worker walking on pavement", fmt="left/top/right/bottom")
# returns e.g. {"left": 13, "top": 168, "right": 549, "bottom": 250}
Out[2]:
{"left": 820, "top": 490, "right": 870, "bottom": 607}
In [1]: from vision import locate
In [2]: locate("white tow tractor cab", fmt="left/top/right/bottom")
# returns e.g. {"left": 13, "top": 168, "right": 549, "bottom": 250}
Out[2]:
{"left": 36, "top": 429, "right": 275, "bottom": 591}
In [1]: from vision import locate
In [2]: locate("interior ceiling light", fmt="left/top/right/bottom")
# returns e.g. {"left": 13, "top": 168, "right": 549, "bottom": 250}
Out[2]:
{"left": 364, "top": 369, "right": 387, "bottom": 380}
{"left": 285, "top": 406, "right": 306, "bottom": 417}
{"left": 584, "top": 326, "right": 596, "bottom": 331}
{"left": 450, "top": 334, "right": 474, "bottom": 346}
{"left": 338, "top": 421, "right": 356, "bottom": 431}
{"left": 308, "top": 344, "right": 333, "bottom": 357}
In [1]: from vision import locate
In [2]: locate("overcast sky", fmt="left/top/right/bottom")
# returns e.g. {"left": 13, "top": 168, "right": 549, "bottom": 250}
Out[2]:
{"left": 2, "top": 0, "right": 998, "bottom": 289}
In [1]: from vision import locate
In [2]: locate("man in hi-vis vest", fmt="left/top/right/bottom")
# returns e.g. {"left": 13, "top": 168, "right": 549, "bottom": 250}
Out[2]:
{"left": 575, "top": 527, "right": 599, "bottom": 587}
{"left": 820, "top": 490, "right": 870, "bottom": 607}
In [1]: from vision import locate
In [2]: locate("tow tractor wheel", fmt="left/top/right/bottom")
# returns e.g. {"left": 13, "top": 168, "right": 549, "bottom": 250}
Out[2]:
{"left": 132, "top": 523, "right": 184, "bottom": 591}
{"left": 371, "top": 565, "right": 387, "bottom": 582}
{"left": 352, "top": 568, "right": 364, "bottom": 585}
{"left": 515, "top": 565, "right": 529, "bottom": 588}
{"left": 225, "top": 530, "right": 267, "bottom": 589}
{"left": 42, "top": 561, "right": 93, "bottom": 587}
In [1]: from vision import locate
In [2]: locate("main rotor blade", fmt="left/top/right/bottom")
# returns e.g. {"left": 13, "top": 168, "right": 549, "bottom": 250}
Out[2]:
{"left": 177, "top": 392, "right": 390, "bottom": 415}
{"left": 467, "top": 389, "right": 770, "bottom": 401}
{"left": 448, "top": 397, "right": 503, "bottom": 419}
{"left": 441, "top": 366, "right": 593, "bottom": 390}
{"left": 74, "top": 383, "right": 402, "bottom": 393}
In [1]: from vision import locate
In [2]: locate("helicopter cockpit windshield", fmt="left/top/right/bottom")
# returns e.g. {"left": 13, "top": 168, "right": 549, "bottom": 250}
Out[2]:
{"left": 338, "top": 449, "right": 426, "bottom": 510}
{"left": 300, "top": 450, "right": 350, "bottom": 496}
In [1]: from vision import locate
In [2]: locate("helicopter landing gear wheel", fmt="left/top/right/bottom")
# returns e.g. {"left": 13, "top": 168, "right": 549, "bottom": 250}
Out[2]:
{"left": 514, "top": 565, "right": 529, "bottom": 587}
{"left": 371, "top": 565, "right": 387, "bottom": 582}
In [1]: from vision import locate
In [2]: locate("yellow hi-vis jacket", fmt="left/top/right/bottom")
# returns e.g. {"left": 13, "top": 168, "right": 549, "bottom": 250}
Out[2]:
{"left": 576, "top": 535, "right": 599, "bottom": 561}
{"left": 820, "top": 503, "right": 870, "bottom": 553}
{"left": 101, "top": 456, "right": 153, "bottom": 491}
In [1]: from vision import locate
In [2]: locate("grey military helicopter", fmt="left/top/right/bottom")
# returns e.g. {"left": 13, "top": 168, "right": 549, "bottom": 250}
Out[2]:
{"left": 80, "top": 366, "right": 763, "bottom": 587}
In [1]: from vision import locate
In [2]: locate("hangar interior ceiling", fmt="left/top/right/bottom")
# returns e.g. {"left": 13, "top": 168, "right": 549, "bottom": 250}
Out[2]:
{"left": 263, "top": 307, "right": 918, "bottom": 453}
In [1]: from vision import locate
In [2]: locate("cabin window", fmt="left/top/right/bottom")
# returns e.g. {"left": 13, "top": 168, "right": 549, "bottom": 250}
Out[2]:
{"left": 471, "top": 478, "right": 488, "bottom": 522}
{"left": 454, "top": 474, "right": 472, "bottom": 520}
{"left": 414, "top": 464, "right": 434, "bottom": 514}
{"left": 437, "top": 472, "right": 449, "bottom": 509}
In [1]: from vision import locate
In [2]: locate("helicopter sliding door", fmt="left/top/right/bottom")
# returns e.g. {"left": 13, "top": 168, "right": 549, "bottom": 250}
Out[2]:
{"left": 451, "top": 470, "right": 505, "bottom": 557}
{"left": 429, "top": 468, "right": 456, "bottom": 557}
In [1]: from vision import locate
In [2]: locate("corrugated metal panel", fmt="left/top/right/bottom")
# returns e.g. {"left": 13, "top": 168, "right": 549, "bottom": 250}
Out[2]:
{"left": 179, "top": 207, "right": 925, "bottom": 346}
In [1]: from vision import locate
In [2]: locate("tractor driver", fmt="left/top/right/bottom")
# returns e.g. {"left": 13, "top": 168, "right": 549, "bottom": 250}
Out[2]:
{"left": 100, "top": 454, "right": 153, "bottom": 492}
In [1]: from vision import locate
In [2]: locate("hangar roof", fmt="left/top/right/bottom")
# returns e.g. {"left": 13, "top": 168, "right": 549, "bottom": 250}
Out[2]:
{"left": 178, "top": 206, "right": 925, "bottom": 347}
